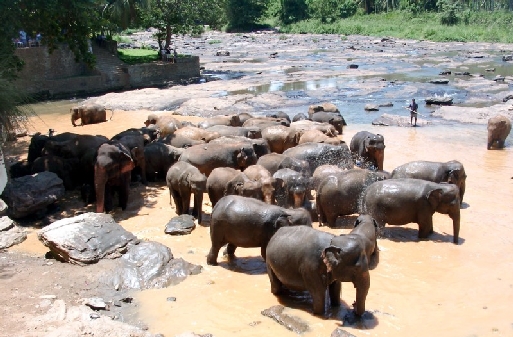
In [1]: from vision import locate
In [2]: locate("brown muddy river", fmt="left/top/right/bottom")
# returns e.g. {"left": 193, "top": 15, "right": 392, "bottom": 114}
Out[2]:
{"left": 8, "top": 31, "right": 513, "bottom": 336}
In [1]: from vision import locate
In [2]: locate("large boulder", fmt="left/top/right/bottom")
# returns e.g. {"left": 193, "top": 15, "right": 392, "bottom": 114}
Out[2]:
{"left": 38, "top": 213, "right": 139, "bottom": 265}
{"left": 165, "top": 214, "right": 196, "bottom": 235}
{"left": 0, "top": 216, "right": 26, "bottom": 249}
{"left": 104, "top": 241, "right": 202, "bottom": 290}
{"left": 425, "top": 96, "right": 453, "bottom": 105}
{"left": 1, "top": 172, "right": 65, "bottom": 219}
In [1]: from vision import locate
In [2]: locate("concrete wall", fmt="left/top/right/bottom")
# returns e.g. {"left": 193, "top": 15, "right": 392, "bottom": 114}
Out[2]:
{"left": 14, "top": 45, "right": 200, "bottom": 99}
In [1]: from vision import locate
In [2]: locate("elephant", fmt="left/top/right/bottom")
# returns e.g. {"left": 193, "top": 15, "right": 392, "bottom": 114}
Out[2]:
{"left": 265, "top": 225, "right": 371, "bottom": 316}
{"left": 27, "top": 132, "right": 78, "bottom": 163}
{"left": 197, "top": 115, "right": 242, "bottom": 129}
{"left": 236, "top": 112, "right": 254, "bottom": 125}
{"left": 307, "top": 102, "right": 340, "bottom": 116}
{"left": 261, "top": 125, "right": 302, "bottom": 154}
{"left": 487, "top": 115, "right": 511, "bottom": 149}
{"left": 363, "top": 178, "right": 461, "bottom": 244}
{"left": 282, "top": 142, "right": 354, "bottom": 173}
{"left": 209, "top": 136, "right": 270, "bottom": 158}
{"left": 43, "top": 134, "right": 109, "bottom": 161}
{"left": 309, "top": 111, "right": 346, "bottom": 135}
{"left": 207, "top": 167, "right": 261, "bottom": 207}
{"left": 292, "top": 113, "right": 308, "bottom": 122}
{"left": 349, "top": 131, "right": 385, "bottom": 171}
{"left": 266, "top": 111, "right": 291, "bottom": 123}
{"left": 9, "top": 160, "right": 33, "bottom": 178}
{"left": 158, "top": 133, "right": 205, "bottom": 148}
{"left": 391, "top": 160, "right": 467, "bottom": 203}
{"left": 144, "top": 142, "right": 184, "bottom": 182}
{"left": 166, "top": 161, "right": 207, "bottom": 223}
{"left": 351, "top": 214, "right": 380, "bottom": 270}
{"left": 145, "top": 115, "right": 183, "bottom": 137}
{"left": 311, "top": 164, "right": 345, "bottom": 192}
{"left": 111, "top": 131, "right": 147, "bottom": 185}
{"left": 316, "top": 169, "right": 390, "bottom": 227}
{"left": 207, "top": 195, "right": 311, "bottom": 265}
{"left": 256, "top": 153, "right": 311, "bottom": 176}
{"left": 178, "top": 142, "right": 258, "bottom": 176}
{"left": 94, "top": 141, "right": 135, "bottom": 213}
{"left": 175, "top": 126, "right": 221, "bottom": 142}
{"left": 116, "top": 126, "right": 160, "bottom": 145}
{"left": 290, "top": 120, "right": 338, "bottom": 137}
{"left": 205, "top": 125, "right": 262, "bottom": 139}
{"left": 273, "top": 168, "right": 310, "bottom": 208}
{"left": 71, "top": 103, "right": 111, "bottom": 127}
{"left": 298, "top": 129, "right": 341, "bottom": 146}
{"left": 243, "top": 164, "right": 276, "bottom": 204}
{"left": 242, "top": 117, "right": 290, "bottom": 129}
{"left": 31, "top": 155, "right": 79, "bottom": 190}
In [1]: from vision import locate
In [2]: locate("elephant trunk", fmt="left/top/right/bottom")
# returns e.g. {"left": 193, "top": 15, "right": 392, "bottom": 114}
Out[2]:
{"left": 292, "top": 191, "right": 305, "bottom": 208}
{"left": 94, "top": 165, "right": 107, "bottom": 213}
{"left": 374, "top": 148, "right": 384, "bottom": 171}
{"left": 193, "top": 191, "right": 203, "bottom": 224}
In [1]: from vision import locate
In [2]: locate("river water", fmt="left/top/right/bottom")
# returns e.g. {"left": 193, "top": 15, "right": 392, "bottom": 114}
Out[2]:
{"left": 13, "top": 35, "right": 513, "bottom": 337}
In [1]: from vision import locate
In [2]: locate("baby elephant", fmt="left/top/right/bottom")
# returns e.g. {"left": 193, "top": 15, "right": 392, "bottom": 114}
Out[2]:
{"left": 265, "top": 216, "right": 376, "bottom": 316}
{"left": 207, "top": 195, "right": 311, "bottom": 266}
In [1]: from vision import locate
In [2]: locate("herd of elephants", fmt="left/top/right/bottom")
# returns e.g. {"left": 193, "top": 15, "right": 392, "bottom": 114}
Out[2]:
{"left": 10, "top": 100, "right": 512, "bottom": 318}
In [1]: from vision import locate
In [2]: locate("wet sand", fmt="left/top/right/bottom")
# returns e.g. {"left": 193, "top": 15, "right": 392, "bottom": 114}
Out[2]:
{"left": 4, "top": 31, "right": 513, "bottom": 336}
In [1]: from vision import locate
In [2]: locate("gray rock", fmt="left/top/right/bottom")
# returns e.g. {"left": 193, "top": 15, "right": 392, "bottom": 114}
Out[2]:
{"left": 105, "top": 241, "right": 202, "bottom": 290}
{"left": 347, "top": 64, "right": 358, "bottom": 69}
{"left": 378, "top": 102, "right": 393, "bottom": 107}
{"left": 485, "top": 68, "right": 496, "bottom": 72}
{"left": 454, "top": 71, "right": 471, "bottom": 76}
{"left": 215, "top": 50, "right": 230, "bottom": 56}
{"left": 425, "top": 96, "right": 453, "bottom": 105}
{"left": 0, "top": 216, "right": 27, "bottom": 249}
{"left": 2, "top": 172, "right": 65, "bottom": 219}
{"left": 503, "top": 94, "right": 513, "bottom": 102}
{"left": 364, "top": 104, "right": 380, "bottom": 111}
{"left": 429, "top": 79, "right": 449, "bottom": 84}
{"left": 0, "top": 199, "right": 7, "bottom": 216}
{"left": 83, "top": 297, "right": 108, "bottom": 310}
{"left": 331, "top": 328, "right": 357, "bottom": 337}
{"left": 261, "top": 305, "right": 309, "bottom": 334}
{"left": 38, "top": 213, "right": 139, "bottom": 265}
{"left": 165, "top": 214, "right": 196, "bottom": 235}
{"left": 502, "top": 55, "right": 512, "bottom": 61}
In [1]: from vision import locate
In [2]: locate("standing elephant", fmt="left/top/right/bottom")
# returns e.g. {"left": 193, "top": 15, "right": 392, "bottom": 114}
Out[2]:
{"left": 350, "top": 131, "right": 385, "bottom": 171}
{"left": 391, "top": 160, "right": 466, "bottom": 203}
{"left": 27, "top": 132, "right": 78, "bottom": 163}
{"left": 257, "top": 153, "right": 311, "bottom": 176}
{"left": 487, "top": 115, "right": 511, "bottom": 149}
{"left": 144, "top": 143, "right": 184, "bottom": 182}
{"left": 298, "top": 129, "right": 341, "bottom": 145}
{"left": 207, "top": 195, "right": 309, "bottom": 265}
{"left": 145, "top": 115, "right": 183, "bottom": 137}
{"left": 309, "top": 111, "right": 346, "bottom": 135}
{"left": 112, "top": 131, "right": 147, "bottom": 185}
{"left": 166, "top": 161, "right": 207, "bottom": 223}
{"left": 363, "top": 179, "right": 461, "bottom": 244}
{"left": 265, "top": 225, "right": 371, "bottom": 316}
{"left": 71, "top": 104, "right": 111, "bottom": 127}
{"left": 178, "top": 142, "right": 257, "bottom": 176}
{"left": 209, "top": 136, "right": 270, "bottom": 158}
{"left": 205, "top": 125, "right": 262, "bottom": 139}
{"left": 261, "top": 125, "right": 301, "bottom": 154}
{"left": 94, "top": 141, "right": 135, "bottom": 213}
{"left": 290, "top": 120, "right": 338, "bottom": 137}
{"left": 273, "top": 168, "right": 310, "bottom": 208}
{"left": 207, "top": 167, "right": 261, "bottom": 207}
{"left": 43, "top": 134, "right": 109, "bottom": 160}
{"left": 243, "top": 164, "right": 276, "bottom": 204}
{"left": 198, "top": 115, "right": 242, "bottom": 129}
{"left": 311, "top": 164, "right": 345, "bottom": 192}
{"left": 283, "top": 142, "right": 354, "bottom": 173}
{"left": 31, "top": 155, "right": 79, "bottom": 191}
{"left": 175, "top": 126, "right": 221, "bottom": 142}
{"left": 316, "top": 169, "right": 390, "bottom": 227}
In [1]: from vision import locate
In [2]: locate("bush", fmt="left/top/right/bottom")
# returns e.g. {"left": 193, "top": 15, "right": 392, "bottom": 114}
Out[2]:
{"left": 117, "top": 49, "right": 159, "bottom": 64}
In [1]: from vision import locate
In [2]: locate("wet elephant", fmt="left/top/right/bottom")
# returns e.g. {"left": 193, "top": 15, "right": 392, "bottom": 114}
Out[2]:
{"left": 316, "top": 169, "right": 390, "bottom": 227}
{"left": 145, "top": 115, "right": 183, "bottom": 137}
{"left": 273, "top": 168, "right": 310, "bottom": 208}
{"left": 197, "top": 115, "right": 242, "bottom": 129}
{"left": 282, "top": 142, "right": 354, "bottom": 173}
{"left": 391, "top": 160, "right": 467, "bottom": 203}
{"left": 43, "top": 134, "right": 109, "bottom": 160}
{"left": 265, "top": 224, "right": 371, "bottom": 316}
{"left": 31, "top": 155, "right": 79, "bottom": 191}
{"left": 242, "top": 117, "right": 290, "bottom": 129}
{"left": 158, "top": 133, "right": 205, "bottom": 148}
{"left": 175, "top": 126, "right": 221, "bottom": 142}
{"left": 290, "top": 120, "right": 339, "bottom": 137}
{"left": 298, "top": 129, "right": 341, "bottom": 146}
{"left": 256, "top": 153, "right": 311, "bottom": 176}
{"left": 94, "top": 141, "right": 135, "bottom": 213}
{"left": 112, "top": 131, "right": 147, "bottom": 185}
{"left": 207, "top": 167, "right": 259, "bottom": 207}
{"left": 209, "top": 136, "right": 270, "bottom": 158}
{"left": 243, "top": 164, "right": 276, "bottom": 205}
{"left": 261, "top": 125, "right": 301, "bottom": 154}
{"left": 144, "top": 142, "right": 184, "bottom": 182}
{"left": 311, "top": 164, "right": 345, "bottom": 192}
{"left": 178, "top": 142, "right": 258, "bottom": 176}
{"left": 206, "top": 125, "right": 262, "bottom": 139}
{"left": 166, "top": 161, "right": 207, "bottom": 223}
{"left": 207, "top": 195, "right": 310, "bottom": 265}
{"left": 71, "top": 103, "right": 111, "bottom": 127}
{"left": 363, "top": 178, "right": 461, "bottom": 244}
{"left": 349, "top": 131, "right": 385, "bottom": 171}
{"left": 27, "top": 132, "right": 79, "bottom": 163}
{"left": 309, "top": 111, "right": 346, "bottom": 135}
{"left": 487, "top": 115, "right": 511, "bottom": 149}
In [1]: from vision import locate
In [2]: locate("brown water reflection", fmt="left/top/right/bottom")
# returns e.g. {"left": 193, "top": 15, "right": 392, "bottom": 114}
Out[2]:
{"left": 9, "top": 109, "right": 513, "bottom": 337}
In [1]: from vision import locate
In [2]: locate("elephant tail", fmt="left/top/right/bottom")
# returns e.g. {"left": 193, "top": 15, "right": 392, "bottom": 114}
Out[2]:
{"left": 107, "top": 109, "right": 114, "bottom": 121}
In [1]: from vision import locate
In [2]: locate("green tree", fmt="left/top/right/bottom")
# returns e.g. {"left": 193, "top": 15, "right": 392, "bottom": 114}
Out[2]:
{"left": 143, "top": 0, "right": 226, "bottom": 49}
{"left": 280, "top": 0, "right": 308, "bottom": 24}
{"left": 225, "top": 0, "right": 269, "bottom": 31}
{"left": 102, "top": 0, "right": 151, "bottom": 31}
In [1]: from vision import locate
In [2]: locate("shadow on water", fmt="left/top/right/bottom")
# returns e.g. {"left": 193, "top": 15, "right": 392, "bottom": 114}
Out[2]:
{"left": 380, "top": 227, "right": 464, "bottom": 244}
{"left": 218, "top": 255, "right": 267, "bottom": 275}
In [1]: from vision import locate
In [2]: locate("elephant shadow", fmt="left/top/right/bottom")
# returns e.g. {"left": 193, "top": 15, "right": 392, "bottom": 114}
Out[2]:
{"left": 380, "top": 227, "right": 465, "bottom": 244}
{"left": 274, "top": 289, "right": 379, "bottom": 328}
{"left": 460, "top": 201, "right": 470, "bottom": 210}
{"left": 217, "top": 254, "right": 267, "bottom": 275}
{"left": 325, "top": 215, "right": 360, "bottom": 229}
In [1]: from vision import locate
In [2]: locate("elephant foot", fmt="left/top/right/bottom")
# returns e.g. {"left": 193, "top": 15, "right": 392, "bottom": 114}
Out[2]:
{"left": 206, "top": 255, "right": 218, "bottom": 266}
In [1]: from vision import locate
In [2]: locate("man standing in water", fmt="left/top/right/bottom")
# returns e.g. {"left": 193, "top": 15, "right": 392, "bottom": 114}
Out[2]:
{"left": 407, "top": 98, "right": 418, "bottom": 126}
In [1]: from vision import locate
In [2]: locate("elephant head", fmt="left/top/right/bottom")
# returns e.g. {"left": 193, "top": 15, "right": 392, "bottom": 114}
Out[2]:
{"left": 353, "top": 214, "right": 379, "bottom": 270}
{"left": 322, "top": 236, "right": 370, "bottom": 316}
{"left": 444, "top": 160, "right": 466, "bottom": 203}
{"left": 364, "top": 134, "right": 385, "bottom": 171}
{"left": 236, "top": 146, "right": 257, "bottom": 170}
{"left": 71, "top": 107, "right": 80, "bottom": 127}
{"left": 430, "top": 183, "right": 461, "bottom": 244}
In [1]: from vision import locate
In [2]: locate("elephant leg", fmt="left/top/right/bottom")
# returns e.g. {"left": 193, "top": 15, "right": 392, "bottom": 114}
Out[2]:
{"left": 309, "top": 286, "right": 327, "bottom": 316}
{"left": 180, "top": 191, "right": 191, "bottom": 216}
{"left": 326, "top": 213, "right": 338, "bottom": 228}
{"left": 417, "top": 214, "right": 434, "bottom": 239}
{"left": 119, "top": 173, "right": 130, "bottom": 210}
{"left": 329, "top": 281, "right": 341, "bottom": 307}
{"left": 498, "top": 140, "right": 505, "bottom": 148}
{"left": 223, "top": 243, "right": 236, "bottom": 256}
{"left": 353, "top": 271, "right": 370, "bottom": 316}
{"left": 104, "top": 184, "right": 114, "bottom": 213}
{"left": 266, "top": 265, "right": 283, "bottom": 295}
{"left": 260, "top": 245, "right": 266, "bottom": 261}
{"left": 171, "top": 189, "right": 182, "bottom": 213}
{"left": 207, "top": 242, "right": 225, "bottom": 266}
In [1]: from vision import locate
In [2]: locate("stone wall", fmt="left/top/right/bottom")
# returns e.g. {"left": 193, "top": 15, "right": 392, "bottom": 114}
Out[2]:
{"left": 14, "top": 45, "right": 200, "bottom": 99}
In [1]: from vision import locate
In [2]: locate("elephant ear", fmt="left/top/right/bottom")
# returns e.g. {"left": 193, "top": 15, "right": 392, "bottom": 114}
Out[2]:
{"left": 321, "top": 246, "right": 342, "bottom": 273}
{"left": 273, "top": 214, "right": 291, "bottom": 230}
{"left": 225, "top": 180, "right": 244, "bottom": 196}
{"left": 427, "top": 188, "right": 443, "bottom": 210}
